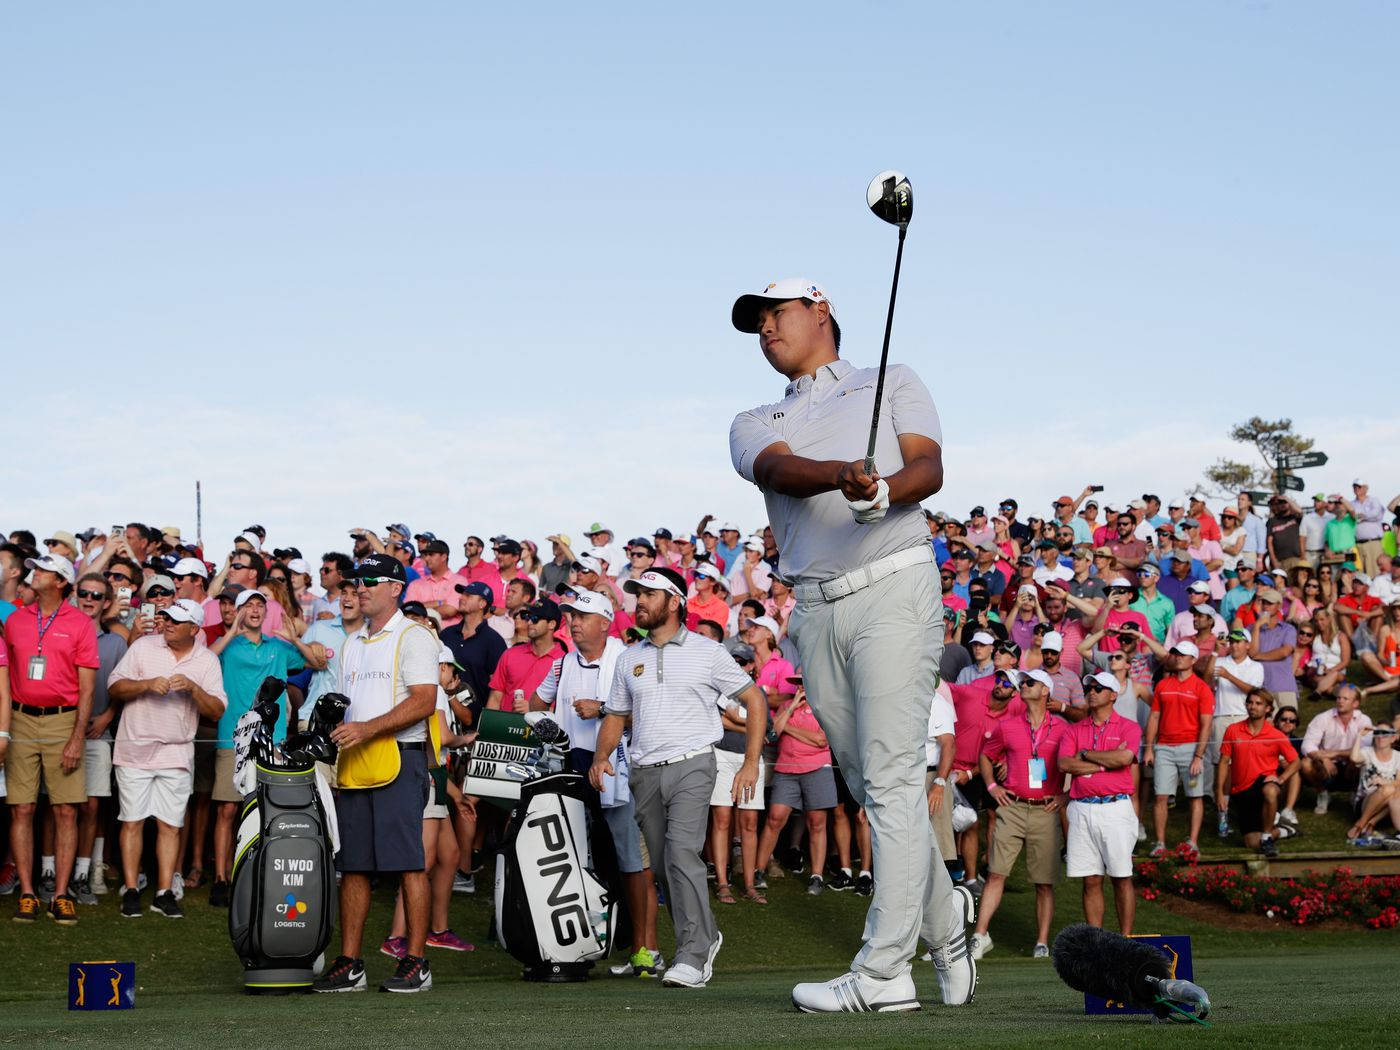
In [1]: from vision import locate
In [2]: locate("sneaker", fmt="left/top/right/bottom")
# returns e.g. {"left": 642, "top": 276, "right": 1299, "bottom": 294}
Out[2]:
{"left": 1279, "top": 807, "right": 1299, "bottom": 829}
{"left": 0, "top": 862, "right": 17, "bottom": 895}
{"left": 969, "top": 932, "right": 992, "bottom": 960}
{"left": 701, "top": 930, "right": 723, "bottom": 984}
{"left": 1137, "top": 821, "right": 1148, "bottom": 843}
{"left": 1149, "top": 842, "right": 1167, "bottom": 858}
{"left": 661, "top": 962, "right": 706, "bottom": 988}
{"left": 49, "top": 893, "right": 79, "bottom": 925}
{"left": 170, "top": 871, "right": 185, "bottom": 902}
{"left": 89, "top": 865, "right": 109, "bottom": 895}
{"left": 469, "top": 849, "right": 485, "bottom": 873}
{"left": 381, "top": 954, "right": 432, "bottom": 993}
{"left": 1349, "top": 834, "right": 1380, "bottom": 848}
{"left": 13, "top": 893, "right": 41, "bottom": 923}
{"left": 1217, "top": 812, "right": 1231, "bottom": 839}
{"left": 827, "top": 870, "right": 854, "bottom": 892}
{"left": 931, "top": 929, "right": 977, "bottom": 1005}
{"left": 313, "top": 955, "right": 367, "bottom": 993}
{"left": 953, "top": 882, "right": 977, "bottom": 924}
{"left": 807, "top": 875, "right": 824, "bottom": 896}
{"left": 121, "top": 888, "right": 142, "bottom": 918}
{"left": 150, "top": 890, "right": 183, "bottom": 919}
{"left": 705, "top": 862, "right": 717, "bottom": 882}
{"left": 1259, "top": 835, "right": 1279, "bottom": 859}
{"left": 792, "top": 970, "right": 920, "bottom": 1013}
{"left": 752, "top": 868, "right": 768, "bottom": 891}
{"left": 918, "top": 947, "right": 934, "bottom": 962}
{"left": 611, "top": 947, "right": 660, "bottom": 977}
{"left": 854, "top": 873, "right": 874, "bottom": 897}
{"left": 1032, "top": 943, "right": 1049, "bottom": 959}
{"left": 38, "top": 872, "right": 56, "bottom": 903}
{"left": 72, "top": 875, "right": 98, "bottom": 906}
{"left": 380, "top": 936, "right": 407, "bottom": 959}
{"left": 960, "top": 876, "right": 984, "bottom": 897}
{"left": 1314, "top": 790, "right": 1330, "bottom": 815}
{"left": 452, "top": 870, "right": 476, "bottom": 894}
{"left": 764, "top": 858, "right": 786, "bottom": 881}
{"left": 1275, "top": 822, "right": 1299, "bottom": 841}
{"left": 426, "top": 929, "right": 475, "bottom": 952}
{"left": 209, "top": 880, "right": 231, "bottom": 908}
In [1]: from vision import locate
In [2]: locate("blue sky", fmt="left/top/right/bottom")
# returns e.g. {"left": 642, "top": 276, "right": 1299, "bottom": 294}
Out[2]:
{"left": 5, "top": 3, "right": 1396, "bottom": 561}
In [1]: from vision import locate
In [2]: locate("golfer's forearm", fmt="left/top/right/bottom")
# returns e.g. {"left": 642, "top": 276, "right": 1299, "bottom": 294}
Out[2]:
{"left": 936, "top": 739, "right": 955, "bottom": 781}
{"left": 753, "top": 451, "right": 845, "bottom": 499}
{"left": 884, "top": 456, "right": 943, "bottom": 505}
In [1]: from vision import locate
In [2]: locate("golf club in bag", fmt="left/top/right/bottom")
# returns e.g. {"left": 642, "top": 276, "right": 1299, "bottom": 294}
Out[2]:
{"left": 862, "top": 170, "right": 913, "bottom": 478}
{"left": 228, "top": 677, "right": 348, "bottom": 993}
{"left": 494, "top": 713, "right": 621, "bottom": 982}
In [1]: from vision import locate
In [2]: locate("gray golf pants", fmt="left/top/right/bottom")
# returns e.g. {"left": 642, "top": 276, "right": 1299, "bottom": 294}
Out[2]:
{"left": 630, "top": 750, "right": 719, "bottom": 970}
{"left": 789, "top": 559, "right": 958, "bottom": 979}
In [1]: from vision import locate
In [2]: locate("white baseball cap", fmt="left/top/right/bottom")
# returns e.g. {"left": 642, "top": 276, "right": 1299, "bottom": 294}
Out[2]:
{"left": 1187, "top": 580, "right": 1211, "bottom": 595}
{"left": 748, "top": 615, "right": 781, "bottom": 640}
{"left": 23, "top": 553, "right": 75, "bottom": 585}
{"left": 287, "top": 558, "right": 311, "bottom": 576}
{"left": 234, "top": 588, "right": 267, "bottom": 610}
{"left": 744, "top": 537, "right": 765, "bottom": 553}
{"left": 621, "top": 569, "right": 687, "bottom": 600}
{"left": 1171, "top": 640, "right": 1200, "bottom": 659}
{"left": 1107, "top": 577, "right": 1133, "bottom": 589}
{"left": 970, "top": 631, "right": 996, "bottom": 646}
{"left": 692, "top": 561, "right": 725, "bottom": 583}
{"left": 993, "top": 668, "right": 1023, "bottom": 687}
{"left": 571, "top": 554, "right": 604, "bottom": 575}
{"left": 141, "top": 575, "right": 176, "bottom": 595}
{"left": 1041, "top": 631, "right": 1064, "bottom": 652}
{"left": 731, "top": 278, "right": 835, "bottom": 333}
{"left": 560, "top": 589, "right": 615, "bottom": 621}
{"left": 159, "top": 598, "right": 206, "bottom": 627}
{"left": 1083, "top": 671, "right": 1120, "bottom": 692}
{"left": 237, "top": 530, "right": 263, "bottom": 552}
{"left": 171, "top": 557, "right": 209, "bottom": 579}
{"left": 1022, "top": 669, "right": 1055, "bottom": 691}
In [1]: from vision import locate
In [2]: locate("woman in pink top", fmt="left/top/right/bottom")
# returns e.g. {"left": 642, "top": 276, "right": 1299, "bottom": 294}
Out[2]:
{"left": 753, "top": 688, "right": 840, "bottom": 895}
{"left": 748, "top": 617, "right": 795, "bottom": 702}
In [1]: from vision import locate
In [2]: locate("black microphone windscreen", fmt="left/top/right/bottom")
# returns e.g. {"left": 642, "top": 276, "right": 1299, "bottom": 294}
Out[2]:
{"left": 1051, "top": 924, "right": 1173, "bottom": 1009}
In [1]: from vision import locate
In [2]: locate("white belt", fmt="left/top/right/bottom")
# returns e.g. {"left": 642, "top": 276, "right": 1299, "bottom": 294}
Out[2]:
{"left": 634, "top": 744, "right": 713, "bottom": 769}
{"left": 794, "top": 545, "right": 934, "bottom": 604}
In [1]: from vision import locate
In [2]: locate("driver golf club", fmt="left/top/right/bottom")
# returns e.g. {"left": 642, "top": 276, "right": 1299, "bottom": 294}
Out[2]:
{"left": 862, "top": 170, "right": 913, "bottom": 478}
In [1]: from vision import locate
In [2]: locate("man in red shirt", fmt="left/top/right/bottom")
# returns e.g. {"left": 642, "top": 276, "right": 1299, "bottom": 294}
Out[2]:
{"left": 1057, "top": 672, "right": 1142, "bottom": 933}
{"left": 486, "top": 603, "right": 566, "bottom": 713}
{"left": 971, "top": 669, "right": 1070, "bottom": 960}
{"left": 456, "top": 536, "right": 504, "bottom": 609}
{"left": 1144, "top": 641, "right": 1215, "bottom": 859}
{"left": 1336, "top": 573, "right": 1384, "bottom": 653}
{"left": 1215, "top": 687, "right": 1299, "bottom": 858}
{"left": 4, "top": 553, "right": 99, "bottom": 924}
{"left": 947, "top": 668, "right": 1025, "bottom": 893}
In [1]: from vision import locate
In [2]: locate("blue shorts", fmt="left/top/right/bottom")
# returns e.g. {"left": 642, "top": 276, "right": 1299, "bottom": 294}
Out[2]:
{"left": 603, "top": 799, "right": 645, "bottom": 874}
{"left": 336, "top": 747, "right": 429, "bottom": 874}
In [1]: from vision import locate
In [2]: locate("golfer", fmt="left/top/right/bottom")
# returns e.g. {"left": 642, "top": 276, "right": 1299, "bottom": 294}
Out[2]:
{"left": 729, "top": 278, "right": 975, "bottom": 1012}
{"left": 589, "top": 568, "right": 768, "bottom": 990}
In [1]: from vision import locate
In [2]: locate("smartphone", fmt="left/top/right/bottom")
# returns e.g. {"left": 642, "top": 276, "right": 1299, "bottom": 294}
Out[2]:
{"left": 140, "top": 602, "right": 155, "bottom": 621}
{"left": 112, "top": 524, "right": 123, "bottom": 534}
{"left": 1090, "top": 485, "right": 1105, "bottom": 493}
{"left": 118, "top": 587, "right": 133, "bottom": 602}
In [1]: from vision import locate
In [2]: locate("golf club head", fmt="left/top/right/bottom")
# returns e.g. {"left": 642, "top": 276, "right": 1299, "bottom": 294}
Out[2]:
{"left": 867, "top": 170, "right": 912, "bottom": 227}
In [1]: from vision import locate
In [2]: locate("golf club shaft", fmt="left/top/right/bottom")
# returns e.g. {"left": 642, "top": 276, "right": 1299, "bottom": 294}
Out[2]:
{"left": 863, "top": 224, "right": 907, "bottom": 477}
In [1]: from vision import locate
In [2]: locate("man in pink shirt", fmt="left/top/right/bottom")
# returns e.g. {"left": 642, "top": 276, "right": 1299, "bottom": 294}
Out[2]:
{"left": 456, "top": 536, "right": 504, "bottom": 605}
{"left": 405, "top": 540, "right": 463, "bottom": 628}
{"left": 486, "top": 603, "right": 566, "bottom": 712}
{"left": 107, "top": 599, "right": 226, "bottom": 919}
{"left": 1057, "top": 672, "right": 1141, "bottom": 934}
{"left": 971, "top": 669, "right": 1069, "bottom": 960}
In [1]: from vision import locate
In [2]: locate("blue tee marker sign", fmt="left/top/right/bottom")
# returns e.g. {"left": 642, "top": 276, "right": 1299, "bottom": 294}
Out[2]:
{"left": 69, "top": 961, "right": 135, "bottom": 1010}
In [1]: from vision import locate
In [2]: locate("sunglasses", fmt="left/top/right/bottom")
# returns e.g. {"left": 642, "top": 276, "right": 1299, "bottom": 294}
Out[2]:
{"left": 1108, "top": 587, "right": 1133, "bottom": 596}
{"left": 104, "top": 572, "right": 134, "bottom": 584}
{"left": 144, "top": 587, "right": 174, "bottom": 598}
{"left": 1108, "top": 653, "right": 1127, "bottom": 661}
{"left": 1277, "top": 716, "right": 1298, "bottom": 724}
{"left": 269, "top": 576, "right": 288, "bottom": 585}
{"left": 994, "top": 642, "right": 1021, "bottom": 654}
{"left": 521, "top": 613, "right": 551, "bottom": 623}
{"left": 76, "top": 588, "right": 106, "bottom": 601}
{"left": 355, "top": 577, "right": 396, "bottom": 588}
{"left": 231, "top": 562, "right": 253, "bottom": 571}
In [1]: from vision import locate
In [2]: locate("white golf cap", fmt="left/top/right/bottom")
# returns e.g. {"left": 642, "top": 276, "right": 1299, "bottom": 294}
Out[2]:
{"left": 44, "top": 529, "right": 79, "bottom": 552}
{"left": 571, "top": 554, "right": 603, "bottom": 575}
{"left": 141, "top": 575, "right": 175, "bottom": 595}
{"left": 622, "top": 569, "right": 687, "bottom": 599}
{"left": 171, "top": 557, "right": 209, "bottom": 578}
{"left": 1017, "top": 583, "right": 1038, "bottom": 596}
{"left": 24, "top": 553, "right": 75, "bottom": 584}
{"left": 1107, "top": 577, "right": 1133, "bottom": 588}
{"left": 1041, "top": 631, "right": 1064, "bottom": 652}
{"left": 993, "top": 668, "right": 1023, "bottom": 687}
{"left": 748, "top": 615, "right": 781, "bottom": 639}
{"left": 731, "top": 278, "right": 835, "bottom": 333}
{"left": 234, "top": 588, "right": 267, "bottom": 609}
{"left": 744, "top": 537, "right": 765, "bottom": 553}
{"left": 437, "top": 645, "right": 459, "bottom": 665}
{"left": 159, "top": 598, "right": 205, "bottom": 627}
{"left": 237, "top": 530, "right": 263, "bottom": 551}
{"left": 287, "top": 558, "right": 311, "bottom": 575}
{"left": 1084, "top": 671, "right": 1120, "bottom": 692}
{"left": 1171, "top": 640, "right": 1200, "bottom": 659}
{"left": 970, "top": 631, "right": 996, "bottom": 646}
{"left": 1022, "top": 669, "right": 1055, "bottom": 691}
{"left": 692, "top": 561, "right": 725, "bottom": 583}
{"left": 560, "top": 588, "right": 615, "bottom": 621}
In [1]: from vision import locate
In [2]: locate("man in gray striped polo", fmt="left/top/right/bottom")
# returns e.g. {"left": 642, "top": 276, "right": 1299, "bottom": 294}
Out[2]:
{"left": 590, "top": 568, "right": 768, "bottom": 989}
{"left": 729, "top": 278, "right": 976, "bottom": 1013}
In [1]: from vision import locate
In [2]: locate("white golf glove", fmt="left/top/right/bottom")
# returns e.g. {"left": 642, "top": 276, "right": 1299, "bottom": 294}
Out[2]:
{"left": 848, "top": 478, "right": 891, "bottom": 525}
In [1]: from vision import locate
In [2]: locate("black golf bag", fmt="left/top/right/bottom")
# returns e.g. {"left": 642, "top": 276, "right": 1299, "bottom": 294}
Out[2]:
{"left": 229, "top": 679, "right": 347, "bottom": 992}
{"left": 494, "top": 770, "right": 622, "bottom": 982}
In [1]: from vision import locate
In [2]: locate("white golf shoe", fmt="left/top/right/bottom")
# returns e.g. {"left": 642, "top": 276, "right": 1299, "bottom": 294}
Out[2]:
{"left": 931, "top": 928, "right": 978, "bottom": 1005}
{"left": 792, "top": 970, "right": 920, "bottom": 1013}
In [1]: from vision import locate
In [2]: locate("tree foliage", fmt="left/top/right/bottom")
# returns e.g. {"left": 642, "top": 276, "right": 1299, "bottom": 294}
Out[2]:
{"left": 1202, "top": 417, "right": 1315, "bottom": 498}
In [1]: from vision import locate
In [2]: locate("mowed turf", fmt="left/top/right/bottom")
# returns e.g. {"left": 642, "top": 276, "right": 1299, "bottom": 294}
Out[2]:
{"left": 1, "top": 858, "right": 1395, "bottom": 1049}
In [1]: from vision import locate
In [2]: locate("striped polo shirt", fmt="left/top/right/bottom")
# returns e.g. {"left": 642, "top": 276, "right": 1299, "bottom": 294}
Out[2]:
{"left": 606, "top": 626, "right": 751, "bottom": 766}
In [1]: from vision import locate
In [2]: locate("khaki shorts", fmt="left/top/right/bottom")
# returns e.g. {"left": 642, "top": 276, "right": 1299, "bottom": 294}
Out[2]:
{"left": 988, "top": 799, "right": 1062, "bottom": 885}
{"left": 925, "top": 769, "right": 956, "bottom": 860}
{"left": 212, "top": 749, "right": 241, "bottom": 803}
{"left": 6, "top": 709, "right": 86, "bottom": 805}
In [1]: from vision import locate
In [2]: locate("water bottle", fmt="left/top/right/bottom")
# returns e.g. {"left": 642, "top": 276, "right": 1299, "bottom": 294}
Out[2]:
{"left": 513, "top": 688, "right": 525, "bottom": 713}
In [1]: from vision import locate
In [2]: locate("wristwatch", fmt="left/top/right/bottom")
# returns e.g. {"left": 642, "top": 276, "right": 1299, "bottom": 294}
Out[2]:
{"left": 932, "top": 776, "right": 947, "bottom": 787}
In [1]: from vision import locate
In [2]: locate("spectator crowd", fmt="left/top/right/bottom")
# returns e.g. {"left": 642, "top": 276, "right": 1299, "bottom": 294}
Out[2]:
{"left": 3, "top": 481, "right": 1399, "bottom": 969}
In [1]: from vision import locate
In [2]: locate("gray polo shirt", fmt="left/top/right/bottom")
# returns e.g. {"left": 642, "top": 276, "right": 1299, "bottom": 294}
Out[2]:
{"left": 729, "top": 358, "right": 942, "bottom": 583}
{"left": 606, "top": 626, "right": 751, "bottom": 766}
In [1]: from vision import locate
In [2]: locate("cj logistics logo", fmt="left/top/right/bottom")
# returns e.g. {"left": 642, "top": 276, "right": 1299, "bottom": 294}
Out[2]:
{"left": 275, "top": 893, "right": 309, "bottom": 918}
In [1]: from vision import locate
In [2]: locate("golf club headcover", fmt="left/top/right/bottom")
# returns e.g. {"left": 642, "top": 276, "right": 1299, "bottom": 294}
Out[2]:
{"left": 252, "top": 676, "right": 287, "bottom": 727}
{"left": 524, "top": 711, "right": 567, "bottom": 747}
{"left": 848, "top": 478, "right": 891, "bottom": 524}
{"left": 1051, "top": 924, "right": 1210, "bottom": 1022}
{"left": 279, "top": 691, "right": 351, "bottom": 766}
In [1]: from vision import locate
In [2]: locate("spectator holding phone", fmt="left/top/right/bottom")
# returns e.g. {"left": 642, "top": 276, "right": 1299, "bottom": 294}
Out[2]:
{"left": 1346, "top": 720, "right": 1400, "bottom": 843}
